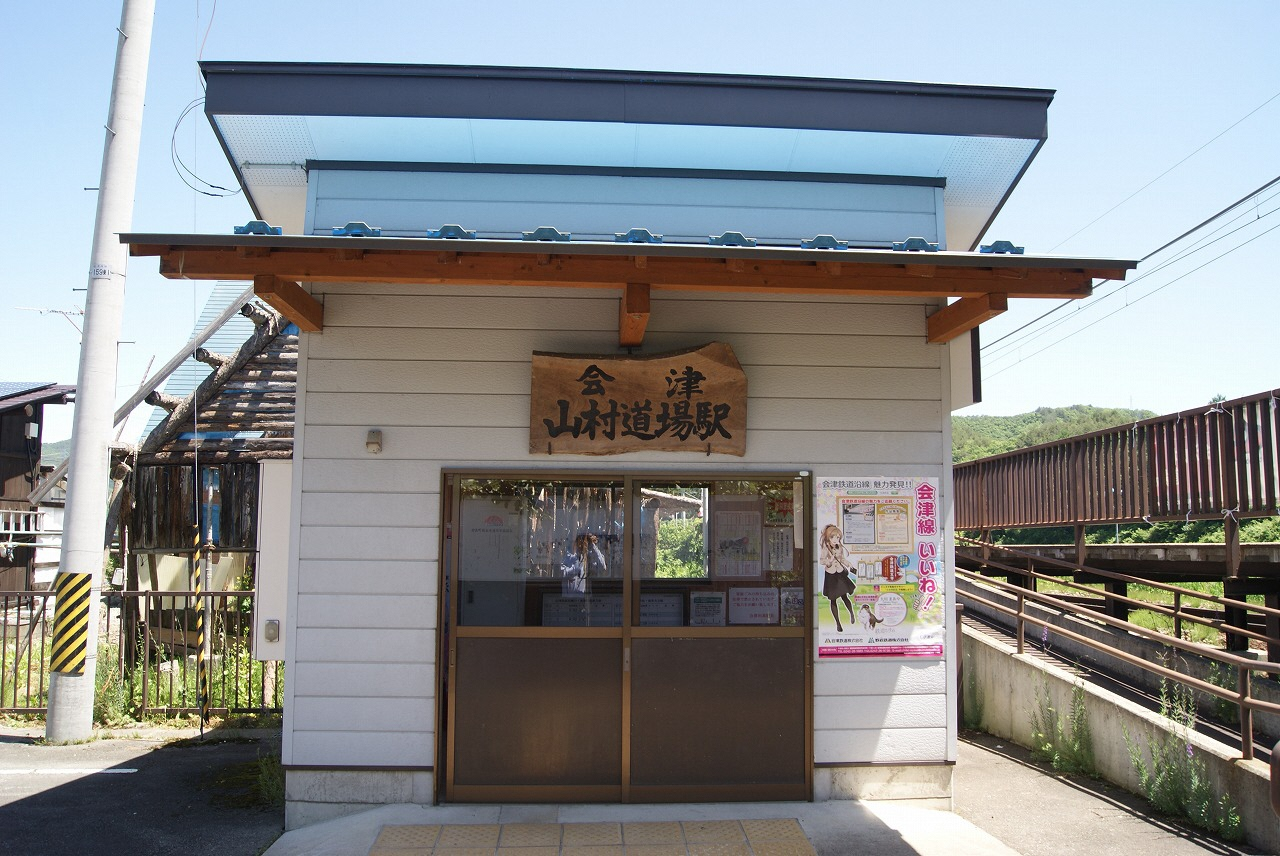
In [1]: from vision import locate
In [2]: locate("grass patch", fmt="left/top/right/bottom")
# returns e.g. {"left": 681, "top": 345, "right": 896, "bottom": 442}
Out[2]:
{"left": 207, "top": 750, "right": 285, "bottom": 810}
{"left": 1029, "top": 678, "right": 1095, "bottom": 776}
{"left": 1125, "top": 677, "right": 1242, "bottom": 841}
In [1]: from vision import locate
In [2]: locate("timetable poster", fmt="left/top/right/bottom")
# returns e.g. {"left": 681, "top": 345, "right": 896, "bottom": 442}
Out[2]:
{"left": 815, "top": 476, "right": 944, "bottom": 659}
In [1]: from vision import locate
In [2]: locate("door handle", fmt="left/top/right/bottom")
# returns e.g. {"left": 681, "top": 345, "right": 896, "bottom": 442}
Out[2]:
{"left": 623, "top": 647, "right": 630, "bottom": 672}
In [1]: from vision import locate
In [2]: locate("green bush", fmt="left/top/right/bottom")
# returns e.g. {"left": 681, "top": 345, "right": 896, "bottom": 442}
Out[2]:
{"left": 654, "top": 517, "right": 706, "bottom": 578}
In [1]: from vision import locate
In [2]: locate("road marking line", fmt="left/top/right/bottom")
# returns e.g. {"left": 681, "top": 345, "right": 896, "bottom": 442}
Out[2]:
{"left": 0, "top": 768, "right": 138, "bottom": 775}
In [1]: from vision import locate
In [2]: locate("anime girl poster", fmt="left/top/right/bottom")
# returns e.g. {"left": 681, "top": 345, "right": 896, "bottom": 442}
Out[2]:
{"left": 814, "top": 476, "right": 945, "bottom": 659}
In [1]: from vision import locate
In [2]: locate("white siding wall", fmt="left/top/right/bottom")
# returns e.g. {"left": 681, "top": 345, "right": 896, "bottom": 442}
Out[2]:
{"left": 307, "top": 170, "right": 944, "bottom": 247}
{"left": 284, "top": 282, "right": 950, "bottom": 772}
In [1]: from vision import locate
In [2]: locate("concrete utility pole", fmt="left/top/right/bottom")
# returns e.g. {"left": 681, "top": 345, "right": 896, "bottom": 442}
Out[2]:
{"left": 46, "top": 0, "right": 156, "bottom": 743}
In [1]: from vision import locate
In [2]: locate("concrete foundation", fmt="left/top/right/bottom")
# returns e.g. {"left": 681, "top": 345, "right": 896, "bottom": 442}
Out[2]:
{"left": 815, "top": 764, "right": 953, "bottom": 808}
{"left": 285, "top": 769, "right": 434, "bottom": 830}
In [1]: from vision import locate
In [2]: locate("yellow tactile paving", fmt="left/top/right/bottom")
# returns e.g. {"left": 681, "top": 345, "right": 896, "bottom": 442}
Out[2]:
{"left": 680, "top": 821, "right": 746, "bottom": 844}
{"left": 622, "top": 822, "right": 685, "bottom": 845}
{"left": 622, "top": 845, "right": 689, "bottom": 856}
{"left": 500, "top": 824, "right": 564, "bottom": 847}
{"left": 749, "top": 841, "right": 817, "bottom": 856}
{"left": 437, "top": 824, "right": 502, "bottom": 848}
{"left": 560, "top": 823, "right": 623, "bottom": 846}
{"left": 370, "top": 818, "right": 815, "bottom": 856}
{"left": 374, "top": 825, "right": 444, "bottom": 849}
{"left": 741, "top": 819, "right": 808, "bottom": 844}
{"left": 686, "top": 843, "right": 752, "bottom": 856}
{"left": 560, "top": 845, "right": 624, "bottom": 856}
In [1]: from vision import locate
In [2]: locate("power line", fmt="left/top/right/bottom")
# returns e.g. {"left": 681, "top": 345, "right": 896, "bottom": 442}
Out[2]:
{"left": 1047, "top": 88, "right": 1280, "bottom": 252}
{"left": 982, "top": 174, "right": 1280, "bottom": 355}
{"left": 985, "top": 218, "right": 1280, "bottom": 379}
{"left": 982, "top": 195, "right": 1280, "bottom": 361}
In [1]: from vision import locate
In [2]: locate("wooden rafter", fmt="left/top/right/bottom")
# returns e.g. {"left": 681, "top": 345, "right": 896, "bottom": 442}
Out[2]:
{"left": 926, "top": 293, "right": 1009, "bottom": 344}
{"left": 253, "top": 274, "right": 323, "bottom": 333}
{"left": 619, "top": 282, "right": 651, "bottom": 347}
{"left": 131, "top": 242, "right": 1119, "bottom": 300}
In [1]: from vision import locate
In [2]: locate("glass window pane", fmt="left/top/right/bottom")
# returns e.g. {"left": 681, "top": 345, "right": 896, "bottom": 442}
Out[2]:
{"left": 457, "top": 478, "right": 623, "bottom": 627}
{"left": 635, "top": 479, "right": 805, "bottom": 628}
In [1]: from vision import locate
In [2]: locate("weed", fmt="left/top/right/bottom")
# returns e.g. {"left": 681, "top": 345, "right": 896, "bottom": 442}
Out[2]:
{"left": 1124, "top": 677, "right": 1242, "bottom": 841}
{"left": 1029, "top": 678, "right": 1095, "bottom": 775}
{"left": 1204, "top": 662, "right": 1239, "bottom": 726}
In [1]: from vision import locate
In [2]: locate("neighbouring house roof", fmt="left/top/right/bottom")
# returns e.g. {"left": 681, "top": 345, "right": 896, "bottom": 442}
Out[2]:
{"left": 200, "top": 63, "right": 1056, "bottom": 250}
{"left": 141, "top": 283, "right": 262, "bottom": 437}
{"left": 0, "top": 382, "right": 74, "bottom": 415}
{"left": 136, "top": 303, "right": 297, "bottom": 465}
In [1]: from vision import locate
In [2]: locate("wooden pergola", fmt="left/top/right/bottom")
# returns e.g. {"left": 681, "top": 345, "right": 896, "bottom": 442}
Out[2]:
{"left": 126, "top": 234, "right": 1134, "bottom": 347}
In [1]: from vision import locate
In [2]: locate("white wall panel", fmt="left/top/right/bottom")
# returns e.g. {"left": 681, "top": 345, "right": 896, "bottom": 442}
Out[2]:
{"left": 296, "top": 593, "right": 434, "bottom": 629}
{"left": 813, "top": 693, "right": 947, "bottom": 731}
{"left": 291, "top": 696, "right": 432, "bottom": 732}
{"left": 289, "top": 269, "right": 953, "bottom": 771}
{"left": 813, "top": 727, "right": 947, "bottom": 764}
{"left": 297, "top": 560, "right": 434, "bottom": 596}
{"left": 292, "top": 662, "right": 435, "bottom": 699}
{"left": 292, "top": 731, "right": 433, "bottom": 768}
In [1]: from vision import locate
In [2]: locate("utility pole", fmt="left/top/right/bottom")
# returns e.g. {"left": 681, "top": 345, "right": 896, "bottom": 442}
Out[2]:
{"left": 46, "top": 0, "right": 155, "bottom": 743}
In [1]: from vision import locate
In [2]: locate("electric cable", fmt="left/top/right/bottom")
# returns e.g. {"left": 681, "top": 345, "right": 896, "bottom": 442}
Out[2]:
{"left": 982, "top": 175, "right": 1280, "bottom": 356}
{"left": 985, "top": 218, "right": 1280, "bottom": 379}
{"left": 1047, "top": 88, "right": 1280, "bottom": 252}
{"left": 982, "top": 194, "right": 1280, "bottom": 361}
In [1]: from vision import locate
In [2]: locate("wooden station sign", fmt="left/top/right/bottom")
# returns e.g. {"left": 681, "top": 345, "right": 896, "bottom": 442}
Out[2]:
{"left": 530, "top": 342, "right": 747, "bottom": 456}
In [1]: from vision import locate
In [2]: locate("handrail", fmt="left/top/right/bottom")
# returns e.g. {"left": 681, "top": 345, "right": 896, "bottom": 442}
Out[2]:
{"left": 955, "top": 387, "right": 1280, "bottom": 529}
{"left": 958, "top": 544, "right": 1280, "bottom": 762}
{"left": 957, "top": 534, "right": 1280, "bottom": 614}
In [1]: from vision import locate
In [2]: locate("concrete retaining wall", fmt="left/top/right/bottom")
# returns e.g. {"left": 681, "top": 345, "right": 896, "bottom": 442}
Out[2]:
{"left": 962, "top": 624, "right": 1277, "bottom": 853}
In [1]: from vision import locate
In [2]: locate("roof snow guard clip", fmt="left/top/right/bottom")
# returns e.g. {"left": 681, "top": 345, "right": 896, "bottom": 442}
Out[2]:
{"left": 615, "top": 228, "right": 663, "bottom": 244}
{"left": 801, "top": 235, "right": 847, "bottom": 250}
{"left": 980, "top": 240, "right": 1025, "bottom": 254}
{"left": 522, "top": 226, "right": 572, "bottom": 242}
{"left": 709, "top": 231, "right": 756, "bottom": 247}
{"left": 427, "top": 224, "right": 477, "bottom": 239}
{"left": 332, "top": 221, "right": 381, "bottom": 237}
{"left": 891, "top": 237, "right": 939, "bottom": 252}
{"left": 233, "top": 220, "right": 282, "bottom": 236}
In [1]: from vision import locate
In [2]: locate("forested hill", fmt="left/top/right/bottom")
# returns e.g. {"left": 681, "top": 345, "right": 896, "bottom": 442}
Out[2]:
{"left": 952, "top": 405, "right": 1155, "bottom": 463}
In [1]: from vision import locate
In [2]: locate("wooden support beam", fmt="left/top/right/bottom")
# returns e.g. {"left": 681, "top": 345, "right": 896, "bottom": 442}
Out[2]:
{"left": 135, "top": 244, "right": 1112, "bottom": 300}
{"left": 619, "top": 282, "right": 651, "bottom": 348}
{"left": 926, "top": 293, "right": 1008, "bottom": 344}
{"left": 253, "top": 275, "right": 323, "bottom": 332}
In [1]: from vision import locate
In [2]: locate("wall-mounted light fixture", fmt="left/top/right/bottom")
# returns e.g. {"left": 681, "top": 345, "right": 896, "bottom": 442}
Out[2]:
{"left": 366, "top": 429, "right": 383, "bottom": 454}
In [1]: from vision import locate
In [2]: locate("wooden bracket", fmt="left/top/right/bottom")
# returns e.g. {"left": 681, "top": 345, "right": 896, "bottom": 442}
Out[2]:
{"left": 619, "top": 282, "right": 651, "bottom": 348}
{"left": 253, "top": 275, "right": 323, "bottom": 332}
{"left": 926, "top": 293, "right": 1007, "bottom": 344}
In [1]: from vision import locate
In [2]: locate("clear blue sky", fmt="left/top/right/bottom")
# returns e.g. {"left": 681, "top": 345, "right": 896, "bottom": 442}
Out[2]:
{"left": 4, "top": 1, "right": 1278, "bottom": 441}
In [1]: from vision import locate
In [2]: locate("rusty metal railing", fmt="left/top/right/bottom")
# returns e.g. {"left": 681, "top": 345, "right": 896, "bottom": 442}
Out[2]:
{"left": 957, "top": 539, "right": 1280, "bottom": 762}
{"left": 0, "top": 589, "right": 282, "bottom": 717}
{"left": 955, "top": 387, "right": 1280, "bottom": 529}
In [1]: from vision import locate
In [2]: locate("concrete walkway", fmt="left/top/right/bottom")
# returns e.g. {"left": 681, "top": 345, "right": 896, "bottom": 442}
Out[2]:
{"left": 265, "top": 733, "right": 1268, "bottom": 856}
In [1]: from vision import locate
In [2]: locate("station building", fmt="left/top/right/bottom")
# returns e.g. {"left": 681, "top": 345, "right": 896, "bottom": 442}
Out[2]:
{"left": 126, "top": 63, "right": 1132, "bottom": 827}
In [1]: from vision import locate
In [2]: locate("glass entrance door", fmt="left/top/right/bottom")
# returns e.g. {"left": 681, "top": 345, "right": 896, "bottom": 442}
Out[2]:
{"left": 442, "top": 473, "right": 810, "bottom": 803}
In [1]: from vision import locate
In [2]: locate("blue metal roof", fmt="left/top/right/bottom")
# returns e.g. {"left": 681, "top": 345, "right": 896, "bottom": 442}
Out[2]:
{"left": 0, "top": 381, "right": 55, "bottom": 401}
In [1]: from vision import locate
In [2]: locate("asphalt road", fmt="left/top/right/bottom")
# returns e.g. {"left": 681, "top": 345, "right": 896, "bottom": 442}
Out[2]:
{"left": 0, "top": 726, "right": 282, "bottom": 856}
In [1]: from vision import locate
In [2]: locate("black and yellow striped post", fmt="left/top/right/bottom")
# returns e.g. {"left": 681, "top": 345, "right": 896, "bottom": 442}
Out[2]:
{"left": 191, "top": 528, "right": 211, "bottom": 725}
{"left": 50, "top": 572, "right": 94, "bottom": 675}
